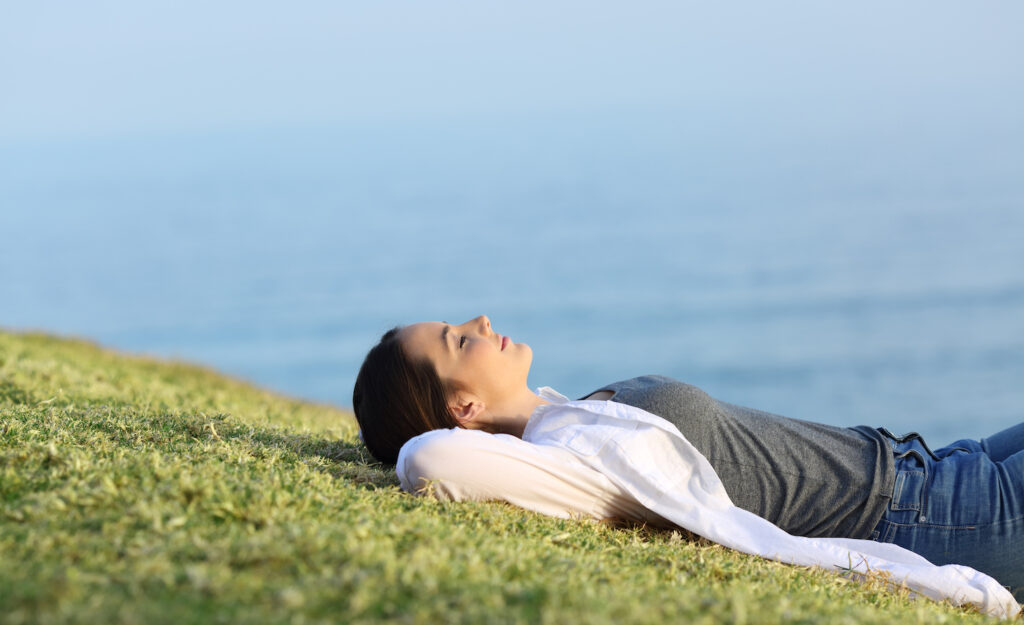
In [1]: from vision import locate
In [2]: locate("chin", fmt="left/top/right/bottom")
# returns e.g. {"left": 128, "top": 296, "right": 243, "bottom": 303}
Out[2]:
{"left": 520, "top": 342, "right": 533, "bottom": 360}
{"left": 520, "top": 343, "right": 534, "bottom": 374}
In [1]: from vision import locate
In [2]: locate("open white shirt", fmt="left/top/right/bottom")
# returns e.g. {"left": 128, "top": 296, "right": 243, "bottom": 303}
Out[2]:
{"left": 396, "top": 387, "right": 1020, "bottom": 619}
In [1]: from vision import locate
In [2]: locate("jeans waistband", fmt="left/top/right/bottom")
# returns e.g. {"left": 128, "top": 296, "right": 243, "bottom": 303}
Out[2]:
{"left": 876, "top": 427, "right": 941, "bottom": 461}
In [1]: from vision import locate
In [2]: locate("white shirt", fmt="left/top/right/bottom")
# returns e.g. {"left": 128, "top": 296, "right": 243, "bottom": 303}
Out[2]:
{"left": 396, "top": 387, "right": 1020, "bottom": 619}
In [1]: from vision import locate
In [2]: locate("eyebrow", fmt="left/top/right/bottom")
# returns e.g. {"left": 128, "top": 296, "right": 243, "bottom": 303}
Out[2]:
{"left": 441, "top": 322, "right": 452, "bottom": 353}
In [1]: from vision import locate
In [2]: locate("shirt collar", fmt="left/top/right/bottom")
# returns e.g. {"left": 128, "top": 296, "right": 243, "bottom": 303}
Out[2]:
{"left": 535, "top": 386, "right": 569, "bottom": 404}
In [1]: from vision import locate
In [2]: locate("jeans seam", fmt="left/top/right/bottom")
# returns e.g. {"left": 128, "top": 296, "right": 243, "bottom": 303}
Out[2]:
{"left": 884, "top": 512, "right": 1024, "bottom": 530}
{"left": 882, "top": 520, "right": 980, "bottom": 530}
{"left": 883, "top": 522, "right": 896, "bottom": 542}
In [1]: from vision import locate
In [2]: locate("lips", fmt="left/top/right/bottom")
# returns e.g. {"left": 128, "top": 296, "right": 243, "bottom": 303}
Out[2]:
{"left": 501, "top": 335, "right": 509, "bottom": 350}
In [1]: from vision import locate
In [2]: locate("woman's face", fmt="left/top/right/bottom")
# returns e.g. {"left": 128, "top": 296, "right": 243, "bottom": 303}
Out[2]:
{"left": 400, "top": 315, "right": 533, "bottom": 409}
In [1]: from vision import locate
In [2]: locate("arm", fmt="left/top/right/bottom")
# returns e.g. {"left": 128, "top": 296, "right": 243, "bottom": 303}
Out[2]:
{"left": 396, "top": 428, "right": 672, "bottom": 526}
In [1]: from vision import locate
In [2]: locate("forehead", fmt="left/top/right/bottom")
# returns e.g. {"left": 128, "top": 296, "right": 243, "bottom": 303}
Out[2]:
{"left": 399, "top": 321, "right": 446, "bottom": 360}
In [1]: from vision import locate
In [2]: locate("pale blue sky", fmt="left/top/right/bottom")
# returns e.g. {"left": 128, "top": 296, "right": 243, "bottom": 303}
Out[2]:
{"left": 3, "top": 2, "right": 1024, "bottom": 434}
{"left": 3, "top": 1, "right": 1022, "bottom": 141}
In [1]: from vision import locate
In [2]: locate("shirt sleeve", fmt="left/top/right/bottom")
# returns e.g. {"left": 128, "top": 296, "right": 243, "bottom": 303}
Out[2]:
{"left": 396, "top": 428, "right": 674, "bottom": 527}
{"left": 523, "top": 398, "right": 1021, "bottom": 620}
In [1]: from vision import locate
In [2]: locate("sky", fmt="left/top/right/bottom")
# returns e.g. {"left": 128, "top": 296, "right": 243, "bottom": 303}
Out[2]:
{"left": 2, "top": 2, "right": 1024, "bottom": 435}
{"left": 2, "top": 1, "right": 1023, "bottom": 142}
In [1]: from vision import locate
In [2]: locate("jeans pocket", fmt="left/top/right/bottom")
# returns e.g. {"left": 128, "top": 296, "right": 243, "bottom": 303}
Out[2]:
{"left": 891, "top": 450, "right": 927, "bottom": 513}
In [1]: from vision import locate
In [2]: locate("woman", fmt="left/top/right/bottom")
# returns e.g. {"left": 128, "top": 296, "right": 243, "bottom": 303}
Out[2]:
{"left": 353, "top": 315, "right": 1023, "bottom": 615}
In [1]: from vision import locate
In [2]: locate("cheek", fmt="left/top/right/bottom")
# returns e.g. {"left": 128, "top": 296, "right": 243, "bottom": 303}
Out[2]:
{"left": 468, "top": 346, "right": 502, "bottom": 377}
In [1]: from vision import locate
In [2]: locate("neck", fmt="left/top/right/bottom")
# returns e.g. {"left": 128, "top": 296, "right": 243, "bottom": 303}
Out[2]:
{"left": 483, "top": 387, "right": 550, "bottom": 438}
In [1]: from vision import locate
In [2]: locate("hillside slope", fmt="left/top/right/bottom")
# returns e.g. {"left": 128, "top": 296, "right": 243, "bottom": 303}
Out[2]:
{"left": 0, "top": 331, "right": 1001, "bottom": 624}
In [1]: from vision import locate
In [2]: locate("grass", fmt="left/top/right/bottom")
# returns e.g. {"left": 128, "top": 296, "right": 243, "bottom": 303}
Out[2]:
{"left": 0, "top": 329, "right": 1012, "bottom": 624}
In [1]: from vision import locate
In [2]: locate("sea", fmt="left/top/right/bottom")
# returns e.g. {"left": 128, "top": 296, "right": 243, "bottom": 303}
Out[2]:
{"left": 2, "top": 112, "right": 1022, "bottom": 444}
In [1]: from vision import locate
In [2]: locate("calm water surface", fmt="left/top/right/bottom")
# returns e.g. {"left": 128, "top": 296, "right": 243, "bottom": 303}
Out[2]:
{"left": 2, "top": 114, "right": 1022, "bottom": 443}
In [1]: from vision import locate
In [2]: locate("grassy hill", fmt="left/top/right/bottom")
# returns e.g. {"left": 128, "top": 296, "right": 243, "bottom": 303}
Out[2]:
{"left": 0, "top": 330, "right": 1006, "bottom": 624}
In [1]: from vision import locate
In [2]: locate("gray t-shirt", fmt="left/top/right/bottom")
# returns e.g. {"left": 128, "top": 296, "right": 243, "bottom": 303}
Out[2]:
{"left": 583, "top": 375, "right": 895, "bottom": 539}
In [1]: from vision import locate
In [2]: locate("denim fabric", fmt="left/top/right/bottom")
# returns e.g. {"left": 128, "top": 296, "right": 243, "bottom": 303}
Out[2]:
{"left": 870, "top": 423, "right": 1024, "bottom": 601}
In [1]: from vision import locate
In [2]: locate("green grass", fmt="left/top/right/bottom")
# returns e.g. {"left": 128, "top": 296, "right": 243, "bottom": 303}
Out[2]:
{"left": 0, "top": 329, "right": 1011, "bottom": 624}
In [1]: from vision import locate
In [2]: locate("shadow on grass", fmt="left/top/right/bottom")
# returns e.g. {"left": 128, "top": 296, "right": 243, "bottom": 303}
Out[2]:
{"left": 169, "top": 410, "right": 402, "bottom": 490}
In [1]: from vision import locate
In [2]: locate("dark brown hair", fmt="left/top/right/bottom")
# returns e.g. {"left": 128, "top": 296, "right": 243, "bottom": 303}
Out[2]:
{"left": 352, "top": 326, "right": 463, "bottom": 464}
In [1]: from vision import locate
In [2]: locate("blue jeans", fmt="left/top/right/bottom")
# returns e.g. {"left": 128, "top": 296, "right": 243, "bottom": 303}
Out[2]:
{"left": 870, "top": 423, "right": 1024, "bottom": 601}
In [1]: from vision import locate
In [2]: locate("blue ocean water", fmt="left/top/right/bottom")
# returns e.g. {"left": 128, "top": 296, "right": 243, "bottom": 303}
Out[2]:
{"left": 1, "top": 113, "right": 1022, "bottom": 444}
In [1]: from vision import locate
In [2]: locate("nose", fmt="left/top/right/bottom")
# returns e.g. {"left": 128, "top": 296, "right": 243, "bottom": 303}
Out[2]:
{"left": 463, "top": 315, "right": 491, "bottom": 335}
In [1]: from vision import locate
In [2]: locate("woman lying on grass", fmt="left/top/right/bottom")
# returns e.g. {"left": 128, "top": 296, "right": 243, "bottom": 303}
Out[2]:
{"left": 352, "top": 315, "right": 1023, "bottom": 618}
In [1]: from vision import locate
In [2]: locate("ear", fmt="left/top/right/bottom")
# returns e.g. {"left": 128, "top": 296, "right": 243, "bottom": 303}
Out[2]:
{"left": 447, "top": 391, "right": 486, "bottom": 427}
